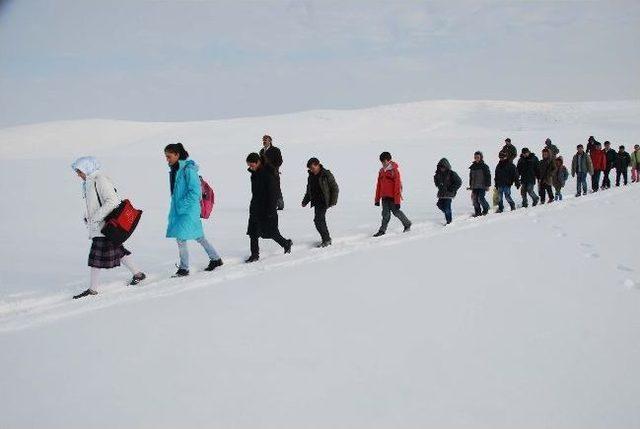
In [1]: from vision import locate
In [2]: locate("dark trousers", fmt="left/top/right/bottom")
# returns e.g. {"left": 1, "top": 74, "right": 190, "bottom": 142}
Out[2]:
{"left": 436, "top": 198, "right": 452, "bottom": 223}
{"left": 379, "top": 197, "right": 411, "bottom": 232}
{"left": 603, "top": 167, "right": 612, "bottom": 188}
{"left": 539, "top": 182, "right": 554, "bottom": 203}
{"left": 592, "top": 170, "right": 602, "bottom": 191}
{"left": 250, "top": 232, "right": 288, "bottom": 256}
{"left": 471, "top": 189, "right": 490, "bottom": 215}
{"left": 575, "top": 171, "right": 588, "bottom": 196}
{"left": 313, "top": 204, "right": 331, "bottom": 242}
{"left": 520, "top": 182, "right": 539, "bottom": 207}
{"left": 616, "top": 169, "right": 628, "bottom": 186}
{"left": 497, "top": 186, "right": 515, "bottom": 211}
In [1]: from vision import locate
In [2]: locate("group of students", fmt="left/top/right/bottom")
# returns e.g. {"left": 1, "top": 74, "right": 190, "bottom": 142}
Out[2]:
{"left": 70, "top": 134, "right": 639, "bottom": 299}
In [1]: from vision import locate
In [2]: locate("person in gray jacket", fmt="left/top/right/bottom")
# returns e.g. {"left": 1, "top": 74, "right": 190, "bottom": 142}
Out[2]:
{"left": 571, "top": 144, "right": 594, "bottom": 197}
{"left": 301, "top": 158, "right": 339, "bottom": 247}
{"left": 468, "top": 151, "right": 491, "bottom": 217}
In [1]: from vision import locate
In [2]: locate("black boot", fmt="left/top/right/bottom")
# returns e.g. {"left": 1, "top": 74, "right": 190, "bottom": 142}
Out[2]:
{"left": 284, "top": 239, "right": 293, "bottom": 254}
{"left": 373, "top": 231, "right": 385, "bottom": 237}
{"left": 205, "top": 259, "right": 223, "bottom": 271}
{"left": 317, "top": 239, "right": 332, "bottom": 248}
{"left": 403, "top": 223, "right": 412, "bottom": 233}
{"left": 73, "top": 289, "right": 98, "bottom": 299}
{"left": 245, "top": 254, "right": 259, "bottom": 263}
{"left": 172, "top": 268, "right": 189, "bottom": 278}
{"left": 509, "top": 202, "right": 516, "bottom": 211}
{"left": 129, "top": 272, "right": 146, "bottom": 285}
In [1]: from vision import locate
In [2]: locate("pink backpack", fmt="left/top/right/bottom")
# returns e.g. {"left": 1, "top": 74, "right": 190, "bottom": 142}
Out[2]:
{"left": 199, "top": 176, "right": 215, "bottom": 219}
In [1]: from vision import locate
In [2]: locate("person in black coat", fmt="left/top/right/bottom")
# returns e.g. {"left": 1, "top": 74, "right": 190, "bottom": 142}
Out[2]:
{"left": 602, "top": 141, "right": 617, "bottom": 189}
{"left": 434, "top": 158, "right": 462, "bottom": 224}
{"left": 516, "top": 147, "right": 540, "bottom": 207}
{"left": 245, "top": 152, "right": 292, "bottom": 263}
{"left": 468, "top": 151, "right": 491, "bottom": 217}
{"left": 301, "top": 158, "right": 339, "bottom": 247}
{"left": 494, "top": 151, "right": 519, "bottom": 212}
{"left": 615, "top": 145, "right": 631, "bottom": 186}
{"left": 259, "top": 135, "right": 285, "bottom": 210}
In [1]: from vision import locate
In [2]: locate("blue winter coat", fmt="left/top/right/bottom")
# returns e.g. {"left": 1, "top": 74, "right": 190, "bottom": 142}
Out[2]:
{"left": 166, "top": 159, "right": 204, "bottom": 240}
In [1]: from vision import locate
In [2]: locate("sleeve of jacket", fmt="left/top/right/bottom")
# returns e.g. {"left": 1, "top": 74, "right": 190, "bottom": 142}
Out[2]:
{"left": 374, "top": 172, "right": 381, "bottom": 203}
{"left": 91, "top": 175, "right": 120, "bottom": 223}
{"left": 327, "top": 171, "right": 339, "bottom": 206}
{"left": 265, "top": 172, "right": 279, "bottom": 215}
{"left": 178, "top": 166, "right": 201, "bottom": 215}
{"left": 393, "top": 167, "right": 403, "bottom": 204}
{"left": 587, "top": 156, "right": 594, "bottom": 175}
{"left": 571, "top": 156, "right": 576, "bottom": 176}
{"left": 452, "top": 171, "right": 462, "bottom": 192}
{"left": 272, "top": 147, "right": 283, "bottom": 169}
{"left": 483, "top": 164, "right": 491, "bottom": 188}
{"left": 301, "top": 177, "right": 311, "bottom": 206}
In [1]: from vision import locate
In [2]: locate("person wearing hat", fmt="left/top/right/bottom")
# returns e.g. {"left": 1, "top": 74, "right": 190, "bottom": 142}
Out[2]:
{"left": 301, "top": 157, "right": 339, "bottom": 247}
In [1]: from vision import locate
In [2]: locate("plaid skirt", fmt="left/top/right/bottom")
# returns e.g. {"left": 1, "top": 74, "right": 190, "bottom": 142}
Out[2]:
{"left": 88, "top": 237, "right": 131, "bottom": 269}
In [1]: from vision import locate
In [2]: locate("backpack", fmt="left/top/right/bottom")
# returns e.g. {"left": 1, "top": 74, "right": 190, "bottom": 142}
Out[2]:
{"left": 200, "top": 176, "right": 215, "bottom": 219}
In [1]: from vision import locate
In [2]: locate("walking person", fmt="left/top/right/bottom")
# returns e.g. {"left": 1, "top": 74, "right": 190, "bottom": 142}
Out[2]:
{"left": 373, "top": 152, "right": 412, "bottom": 236}
{"left": 301, "top": 157, "right": 339, "bottom": 247}
{"left": 494, "top": 151, "right": 518, "bottom": 212}
{"left": 164, "top": 143, "right": 223, "bottom": 277}
{"left": 71, "top": 157, "right": 146, "bottom": 299}
{"left": 245, "top": 152, "right": 293, "bottom": 262}
{"left": 553, "top": 156, "right": 569, "bottom": 201}
{"left": 615, "top": 145, "right": 631, "bottom": 186}
{"left": 571, "top": 144, "right": 593, "bottom": 197}
{"left": 468, "top": 151, "right": 491, "bottom": 217}
{"left": 544, "top": 138, "right": 560, "bottom": 159}
{"left": 602, "top": 141, "right": 617, "bottom": 189}
{"left": 537, "top": 148, "right": 557, "bottom": 204}
{"left": 631, "top": 144, "right": 640, "bottom": 183}
{"left": 259, "top": 134, "right": 285, "bottom": 210}
{"left": 590, "top": 141, "right": 606, "bottom": 192}
{"left": 516, "top": 148, "right": 539, "bottom": 207}
{"left": 501, "top": 138, "right": 518, "bottom": 162}
{"left": 434, "top": 158, "right": 462, "bottom": 224}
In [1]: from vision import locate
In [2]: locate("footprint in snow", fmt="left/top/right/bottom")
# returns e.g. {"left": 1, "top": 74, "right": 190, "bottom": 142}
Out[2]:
{"left": 555, "top": 231, "right": 567, "bottom": 238}
{"left": 617, "top": 264, "right": 634, "bottom": 272}
{"left": 579, "top": 242, "right": 592, "bottom": 248}
{"left": 623, "top": 279, "right": 638, "bottom": 290}
{"left": 584, "top": 252, "right": 600, "bottom": 259}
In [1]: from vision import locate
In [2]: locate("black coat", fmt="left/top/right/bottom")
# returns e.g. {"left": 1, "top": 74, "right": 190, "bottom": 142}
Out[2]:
{"left": 604, "top": 148, "right": 617, "bottom": 169}
{"left": 517, "top": 153, "right": 539, "bottom": 185}
{"left": 259, "top": 145, "right": 283, "bottom": 171}
{"left": 302, "top": 167, "right": 339, "bottom": 207}
{"left": 494, "top": 160, "right": 518, "bottom": 187}
{"left": 434, "top": 158, "right": 462, "bottom": 198}
{"left": 501, "top": 143, "right": 518, "bottom": 162}
{"left": 615, "top": 151, "right": 631, "bottom": 170}
{"left": 247, "top": 165, "right": 280, "bottom": 238}
{"left": 469, "top": 161, "right": 491, "bottom": 189}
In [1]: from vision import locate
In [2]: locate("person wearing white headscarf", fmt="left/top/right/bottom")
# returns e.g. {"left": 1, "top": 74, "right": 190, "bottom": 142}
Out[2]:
{"left": 70, "top": 156, "right": 146, "bottom": 299}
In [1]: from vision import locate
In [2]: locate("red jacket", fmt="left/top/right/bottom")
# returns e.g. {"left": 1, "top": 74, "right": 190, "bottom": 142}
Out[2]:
{"left": 590, "top": 148, "right": 606, "bottom": 171}
{"left": 375, "top": 161, "right": 403, "bottom": 204}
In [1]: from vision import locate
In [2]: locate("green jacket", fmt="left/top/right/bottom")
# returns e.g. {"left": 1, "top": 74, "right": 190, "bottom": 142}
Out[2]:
{"left": 302, "top": 167, "right": 339, "bottom": 208}
{"left": 631, "top": 150, "right": 640, "bottom": 168}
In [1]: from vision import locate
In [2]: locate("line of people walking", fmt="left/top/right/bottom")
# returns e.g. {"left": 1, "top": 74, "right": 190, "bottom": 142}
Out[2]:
{"left": 70, "top": 135, "right": 639, "bottom": 299}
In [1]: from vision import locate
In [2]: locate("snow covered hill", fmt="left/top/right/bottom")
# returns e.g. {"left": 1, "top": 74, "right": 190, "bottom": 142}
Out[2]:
{"left": 1, "top": 100, "right": 639, "bottom": 428}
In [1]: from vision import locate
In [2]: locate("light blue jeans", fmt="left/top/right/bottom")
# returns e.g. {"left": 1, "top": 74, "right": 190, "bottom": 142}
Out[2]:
{"left": 177, "top": 237, "right": 220, "bottom": 270}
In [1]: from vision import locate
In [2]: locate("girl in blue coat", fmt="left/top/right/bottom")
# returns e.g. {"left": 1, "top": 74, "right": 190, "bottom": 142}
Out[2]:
{"left": 165, "top": 143, "right": 223, "bottom": 277}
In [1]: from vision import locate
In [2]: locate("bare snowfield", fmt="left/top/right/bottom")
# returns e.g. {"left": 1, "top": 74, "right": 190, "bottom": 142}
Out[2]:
{"left": 0, "top": 100, "right": 639, "bottom": 428}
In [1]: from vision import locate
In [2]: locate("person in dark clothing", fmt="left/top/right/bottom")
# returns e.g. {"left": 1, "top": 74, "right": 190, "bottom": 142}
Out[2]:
{"left": 468, "top": 151, "right": 491, "bottom": 217}
{"left": 544, "top": 138, "right": 560, "bottom": 159}
{"left": 552, "top": 156, "right": 569, "bottom": 201}
{"left": 259, "top": 135, "right": 285, "bottom": 210}
{"left": 494, "top": 151, "right": 519, "bottom": 212}
{"left": 571, "top": 144, "right": 594, "bottom": 197}
{"left": 516, "top": 147, "right": 539, "bottom": 207}
{"left": 434, "top": 158, "right": 462, "bottom": 224}
{"left": 245, "top": 152, "right": 292, "bottom": 263}
{"left": 301, "top": 158, "right": 339, "bottom": 247}
{"left": 537, "top": 148, "right": 557, "bottom": 204}
{"left": 586, "top": 136, "right": 599, "bottom": 154}
{"left": 615, "top": 145, "right": 631, "bottom": 186}
{"left": 501, "top": 138, "right": 518, "bottom": 162}
{"left": 602, "top": 141, "right": 617, "bottom": 189}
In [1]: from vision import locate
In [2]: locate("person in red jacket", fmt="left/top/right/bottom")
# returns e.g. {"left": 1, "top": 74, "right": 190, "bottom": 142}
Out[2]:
{"left": 590, "top": 141, "right": 606, "bottom": 192}
{"left": 373, "top": 152, "right": 412, "bottom": 237}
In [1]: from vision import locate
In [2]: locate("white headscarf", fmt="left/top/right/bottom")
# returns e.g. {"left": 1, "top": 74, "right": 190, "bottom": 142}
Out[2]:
{"left": 71, "top": 156, "right": 101, "bottom": 176}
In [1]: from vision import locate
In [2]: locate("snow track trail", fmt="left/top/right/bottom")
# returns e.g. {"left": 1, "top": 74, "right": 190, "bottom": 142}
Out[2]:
{"left": 2, "top": 184, "right": 637, "bottom": 333}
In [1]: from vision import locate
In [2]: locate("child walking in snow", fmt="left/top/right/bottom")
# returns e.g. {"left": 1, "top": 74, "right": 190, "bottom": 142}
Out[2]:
{"left": 553, "top": 156, "right": 569, "bottom": 201}
{"left": 71, "top": 157, "right": 146, "bottom": 299}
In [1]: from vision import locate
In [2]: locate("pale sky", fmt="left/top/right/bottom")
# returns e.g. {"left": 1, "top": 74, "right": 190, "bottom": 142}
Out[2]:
{"left": 0, "top": 0, "right": 638, "bottom": 127}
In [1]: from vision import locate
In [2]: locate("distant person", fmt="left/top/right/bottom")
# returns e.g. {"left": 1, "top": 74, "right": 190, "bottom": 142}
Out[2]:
{"left": 433, "top": 158, "right": 462, "bottom": 224}
{"left": 245, "top": 152, "right": 292, "bottom": 262}
{"left": 586, "top": 136, "right": 599, "bottom": 154}
{"left": 301, "top": 157, "right": 339, "bottom": 247}
{"left": 373, "top": 151, "right": 412, "bottom": 236}
{"left": 544, "top": 138, "right": 559, "bottom": 158}
{"left": 516, "top": 148, "right": 539, "bottom": 207}
{"left": 71, "top": 157, "right": 146, "bottom": 299}
{"left": 494, "top": 151, "right": 518, "bottom": 212}
{"left": 602, "top": 141, "right": 617, "bottom": 189}
{"left": 468, "top": 151, "right": 491, "bottom": 217}
{"left": 590, "top": 141, "right": 606, "bottom": 192}
{"left": 259, "top": 135, "right": 284, "bottom": 210}
{"left": 571, "top": 144, "right": 593, "bottom": 197}
{"left": 501, "top": 138, "right": 518, "bottom": 162}
{"left": 164, "top": 143, "right": 223, "bottom": 277}
{"left": 537, "top": 148, "right": 557, "bottom": 203}
{"left": 615, "top": 145, "right": 631, "bottom": 186}
{"left": 552, "top": 156, "right": 569, "bottom": 201}
{"left": 631, "top": 144, "right": 640, "bottom": 183}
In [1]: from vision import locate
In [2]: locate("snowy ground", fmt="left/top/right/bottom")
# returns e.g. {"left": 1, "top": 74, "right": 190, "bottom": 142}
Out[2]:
{"left": 1, "top": 100, "right": 639, "bottom": 428}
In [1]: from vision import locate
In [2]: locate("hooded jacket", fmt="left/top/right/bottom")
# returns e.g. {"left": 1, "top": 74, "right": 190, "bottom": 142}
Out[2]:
{"left": 537, "top": 156, "right": 557, "bottom": 185}
{"left": 615, "top": 150, "right": 631, "bottom": 170}
{"left": 166, "top": 159, "right": 204, "bottom": 240}
{"left": 494, "top": 159, "right": 518, "bottom": 188}
{"left": 375, "top": 161, "right": 403, "bottom": 204}
{"left": 434, "top": 158, "right": 462, "bottom": 199}
{"left": 552, "top": 158, "right": 569, "bottom": 188}
{"left": 516, "top": 153, "right": 539, "bottom": 185}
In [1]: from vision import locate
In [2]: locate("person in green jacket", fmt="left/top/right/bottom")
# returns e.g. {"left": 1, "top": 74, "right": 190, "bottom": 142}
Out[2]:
{"left": 302, "top": 158, "right": 339, "bottom": 247}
